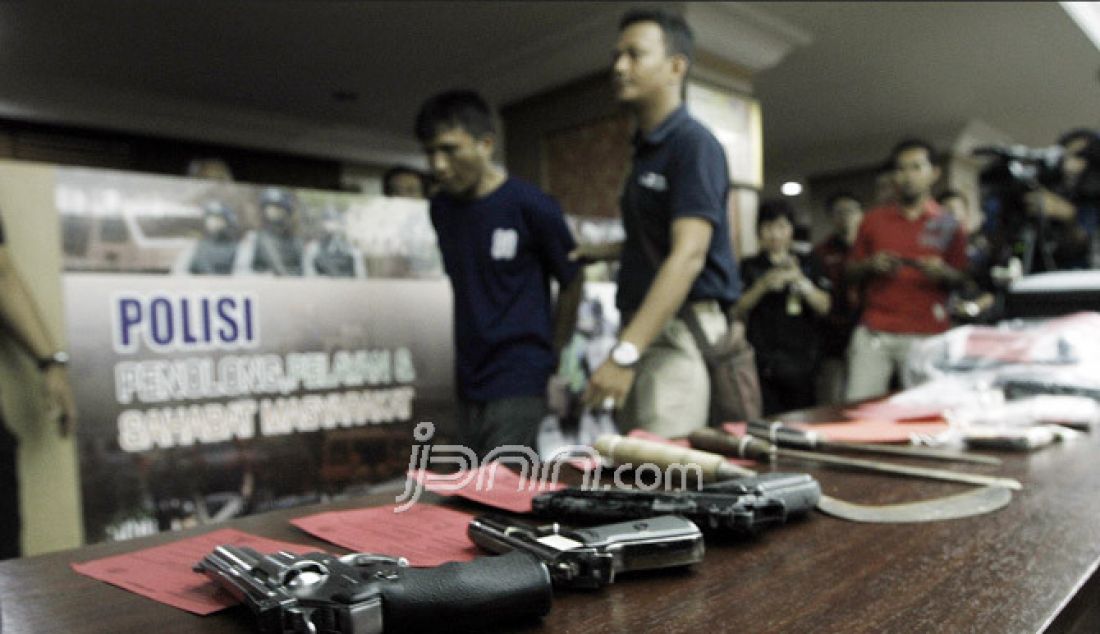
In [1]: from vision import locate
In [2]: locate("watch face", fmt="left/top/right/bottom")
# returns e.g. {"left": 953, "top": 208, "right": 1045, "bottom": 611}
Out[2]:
{"left": 612, "top": 342, "right": 639, "bottom": 367}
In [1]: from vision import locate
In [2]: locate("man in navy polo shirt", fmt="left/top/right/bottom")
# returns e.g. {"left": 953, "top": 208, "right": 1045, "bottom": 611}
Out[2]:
{"left": 0, "top": 210, "right": 77, "bottom": 558}
{"left": 577, "top": 8, "right": 740, "bottom": 437}
{"left": 415, "top": 90, "right": 582, "bottom": 458}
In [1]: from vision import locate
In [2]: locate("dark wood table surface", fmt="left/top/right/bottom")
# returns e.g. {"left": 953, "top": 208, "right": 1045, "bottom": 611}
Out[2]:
{"left": 3, "top": 409, "right": 1099, "bottom": 633}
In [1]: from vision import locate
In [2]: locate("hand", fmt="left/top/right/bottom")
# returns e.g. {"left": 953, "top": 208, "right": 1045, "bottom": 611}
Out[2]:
{"left": 42, "top": 365, "right": 77, "bottom": 436}
{"left": 546, "top": 375, "right": 571, "bottom": 419}
{"left": 789, "top": 277, "right": 814, "bottom": 296}
{"left": 913, "top": 255, "right": 947, "bottom": 279}
{"left": 762, "top": 266, "right": 800, "bottom": 291}
{"left": 582, "top": 360, "right": 636, "bottom": 411}
{"left": 950, "top": 292, "right": 996, "bottom": 319}
{"left": 866, "top": 252, "right": 901, "bottom": 276}
{"left": 1024, "top": 188, "right": 1076, "bottom": 222}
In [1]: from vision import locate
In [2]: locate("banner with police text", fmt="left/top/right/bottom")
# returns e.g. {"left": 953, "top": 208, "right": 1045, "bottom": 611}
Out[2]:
{"left": 56, "top": 167, "right": 452, "bottom": 543}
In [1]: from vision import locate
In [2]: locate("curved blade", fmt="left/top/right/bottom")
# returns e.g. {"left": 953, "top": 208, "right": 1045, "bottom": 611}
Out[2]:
{"left": 780, "top": 448, "right": 1022, "bottom": 490}
{"left": 816, "top": 486, "right": 1013, "bottom": 523}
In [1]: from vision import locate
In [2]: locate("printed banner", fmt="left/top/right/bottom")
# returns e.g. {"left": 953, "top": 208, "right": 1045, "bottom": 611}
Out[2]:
{"left": 56, "top": 168, "right": 453, "bottom": 543}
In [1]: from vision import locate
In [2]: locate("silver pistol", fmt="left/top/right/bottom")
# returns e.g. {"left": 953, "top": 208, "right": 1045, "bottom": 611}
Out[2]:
{"left": 467, "top": 513, "right": 704, "bottom": 590}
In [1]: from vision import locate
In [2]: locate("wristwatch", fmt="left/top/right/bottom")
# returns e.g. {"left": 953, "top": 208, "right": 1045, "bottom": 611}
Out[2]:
{"left": 610, "top": 341, "right": 640, "bottom": 369}
{"left": 37, "top": 351, "right": 70, "bottom": 371}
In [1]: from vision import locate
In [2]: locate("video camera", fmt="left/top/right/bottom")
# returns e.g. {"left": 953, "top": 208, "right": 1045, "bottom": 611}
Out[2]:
{"left": 972, "top": 144, "right": 1067, "bottom": 274}
{"left": 973, "top": 143, "right": 1061, "bottom": 187}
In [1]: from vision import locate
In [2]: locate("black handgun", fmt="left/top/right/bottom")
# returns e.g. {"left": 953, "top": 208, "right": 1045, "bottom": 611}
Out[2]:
{"left": 468, "top": 514, "right": 704, "bottom": 590}
{"left": 530, "top": 472, "right": 820, "bottom": 535}
{"left": 195, "top": 545, "right": 552, "bottom": 633}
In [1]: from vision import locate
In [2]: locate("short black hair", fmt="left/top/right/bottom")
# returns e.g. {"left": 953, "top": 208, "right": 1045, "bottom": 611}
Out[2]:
{"left": 1057, "top": 128, "right": 1099, "bottom": 148}
{"left": 619, "top": 8, "right": 695, "bottom": 65}
{"left": 1058, "top": 128, "right": 1100, "bottom": 169}
{"left": 936, "top": 189, "right": 968, "bottom": 206}
{"left": 824, "top": 191, "right": 861, "bottom": 213}
{"left": 414, "top": 90, "right": 496, "bottom": 143}
{"left": 382, "top": 165, "right": 425, "bottom": 196}
{"left": 756, "top": 199, "right": 796, "bottom": 234}
{"left": 887, "top": 138, "right": 938, "bottom": 169}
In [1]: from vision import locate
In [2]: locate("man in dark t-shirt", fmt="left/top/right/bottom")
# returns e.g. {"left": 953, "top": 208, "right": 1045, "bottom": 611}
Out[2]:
{"left": 0, "top": 210, "right": 77, "bottom": 558}
{"left": 812, "top": 192, "right": 864, "bottom": 403}
{"left": 415, "top": 90, "right": 582, "bottom": 457}
{"left": 577, "top": 9, "right": 739, "bottom": 436}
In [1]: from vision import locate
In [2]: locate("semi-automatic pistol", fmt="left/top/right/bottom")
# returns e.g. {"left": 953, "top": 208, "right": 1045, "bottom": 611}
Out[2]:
{"left": 467, "top": 513, "right": 704, "bottom": 590}
{"left": 195, "top": 544, "right": 552, "bottom": 633}
{"left": 531, "top": 472, "right": 821, "bottom": 535}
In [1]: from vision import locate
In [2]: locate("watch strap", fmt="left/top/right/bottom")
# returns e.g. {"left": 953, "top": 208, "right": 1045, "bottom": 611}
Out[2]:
{"left": 37, "top": 351, "right": 69, "bottom": 371}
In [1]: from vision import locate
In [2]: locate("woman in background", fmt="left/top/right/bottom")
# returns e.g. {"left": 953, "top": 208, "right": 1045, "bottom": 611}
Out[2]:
{"left": 735, "top": 200, "right": 832, "bottom": 415}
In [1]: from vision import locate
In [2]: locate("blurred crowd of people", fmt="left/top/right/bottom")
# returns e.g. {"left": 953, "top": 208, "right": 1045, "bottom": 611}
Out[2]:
{"left": 740, "top": 129, "right": 1100, "bottom": 413}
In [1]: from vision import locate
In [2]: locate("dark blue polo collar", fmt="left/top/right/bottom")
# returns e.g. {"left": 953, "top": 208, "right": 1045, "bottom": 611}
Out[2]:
{"left": 633, "top": 106, "right": 690, "bottom": 148}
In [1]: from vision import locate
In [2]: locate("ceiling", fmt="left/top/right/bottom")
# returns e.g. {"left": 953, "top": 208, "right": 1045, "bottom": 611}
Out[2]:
{"left": 0, "top": 2, "right": 1097, "bottom": 190}
{"left": 745, "top": 1, "right": 1100, "bottom": 188}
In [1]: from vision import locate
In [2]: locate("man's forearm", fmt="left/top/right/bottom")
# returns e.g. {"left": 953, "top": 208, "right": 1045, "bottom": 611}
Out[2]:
{"left": 0, "top": 252, "right": 60, "bottom": 361}
{"left": 800, "top": 282, "right": 832, "bottom": 316}
{"left": 552, "top": 273, "right": 585, "bottom": 360}
{"left": 618, "top": 248, "right": 705, "bottom": 352}
{"left": 732, "top": 279, "right": 768, "bottom": 321}
{"left": 930, "top": 264, "right": 967, "bottom": 289}
{"left": 1041, "top": 190, "right": 1077, "bottom": 222}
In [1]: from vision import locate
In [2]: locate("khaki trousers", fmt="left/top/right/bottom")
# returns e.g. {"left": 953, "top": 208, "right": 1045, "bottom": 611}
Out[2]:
{"left": 619, "top": 302, "right": 728, "bottom": 438}
{"left": 845, "top": 325, "right": 927, "bottom": 402}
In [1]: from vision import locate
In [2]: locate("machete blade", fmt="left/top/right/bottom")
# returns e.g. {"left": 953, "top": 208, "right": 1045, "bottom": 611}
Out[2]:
{"left": 815, "top": 486, "right": 1013, "bottom": 523}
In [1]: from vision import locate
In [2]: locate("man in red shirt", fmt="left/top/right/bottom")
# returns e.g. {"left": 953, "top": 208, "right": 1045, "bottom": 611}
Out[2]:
{"left": 845, "top": 139, "right": 968, "bottom": 401}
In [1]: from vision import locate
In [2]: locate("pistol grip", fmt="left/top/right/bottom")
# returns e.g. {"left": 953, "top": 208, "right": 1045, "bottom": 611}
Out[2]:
{"left": 380, "top": 550, "right": 552, "bottom": 631}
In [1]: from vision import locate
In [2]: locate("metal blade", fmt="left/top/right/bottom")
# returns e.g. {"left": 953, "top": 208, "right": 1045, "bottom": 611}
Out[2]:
{"left": 816, "top": 486, "right": 1013, "bottom": 523}
{"left": 777, "top": 447, "right": 1023, "bottom": 490}
{"left": 819, "top": 440, "right": 1002, "bottom": 465}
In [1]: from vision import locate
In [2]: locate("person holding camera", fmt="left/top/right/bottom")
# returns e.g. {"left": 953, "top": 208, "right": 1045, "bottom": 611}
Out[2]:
{"left": 735, "top": 200, "right": 831, "bottom": 415}
{"left": 845, "top": 139, "right": 968, "bottom": 401}
{"left": 1021, "top": 128, "right": 1100, "bottom": 271}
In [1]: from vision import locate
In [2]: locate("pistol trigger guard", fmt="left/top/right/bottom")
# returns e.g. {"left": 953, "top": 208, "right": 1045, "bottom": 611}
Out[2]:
{"left": 285, "top": 606, "right": 318, "bottom": 634}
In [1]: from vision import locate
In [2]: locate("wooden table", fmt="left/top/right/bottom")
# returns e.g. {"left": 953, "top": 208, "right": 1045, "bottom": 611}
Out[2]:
{"left": 2, "top": 412, "right": 1099, "bottom": 633}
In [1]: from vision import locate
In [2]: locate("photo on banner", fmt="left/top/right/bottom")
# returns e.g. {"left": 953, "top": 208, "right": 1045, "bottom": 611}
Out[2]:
{"left": 55, "top": 167, "right": 453, "bottom": 543}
